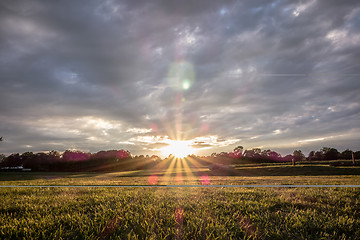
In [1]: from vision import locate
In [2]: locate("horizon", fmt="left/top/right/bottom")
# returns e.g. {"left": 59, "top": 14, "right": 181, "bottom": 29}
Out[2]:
{"left": 1, "top": 142, "right": 358, "bottom": 159}
{"left": 1, "top": 0, "right": 360, "bottom": 157}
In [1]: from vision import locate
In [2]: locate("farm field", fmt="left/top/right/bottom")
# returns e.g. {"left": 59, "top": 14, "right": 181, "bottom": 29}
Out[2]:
{"left": 1, "top": 165, "right": 360, "bottom": 239}
{"left": 2, "top": 0, "right": 360, "bottom": 238}
{"left": 1, "top": 162, "right": 360, "bottom": 186}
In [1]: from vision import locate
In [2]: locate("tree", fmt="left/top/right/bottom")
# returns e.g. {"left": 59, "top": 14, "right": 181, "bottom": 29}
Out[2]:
{"left": 116, "top": 150, "right": 131, "bottom": 160}
{"left": 340, "top": 149, "right": 353, "bottom": 160}
{"left": 268, "top": 151, "right": 281, "bottom": 161}
{"left": 354, "top": 151, "right": 360, "bottom": 160}
{"left": 151, "top": 155, "right": 161, "bottom": 161}
{"left": 230, "top": 146, "right": 243, "bottom": 159}
{"left": 293, "top": 150, "right": 305, "bottom": 162}
{"left": 314, "top": 151, "right": 323, "bottom": 160}
{"left": 243, "top": 148, "right": 262, "bottom": 159}
{"left": 4, "top": 153, "right": 23, "bottom": 167}
{"left": 243, "top": 149, "right": 255, "bottom": 158}
{"left": 253, "top": 148, "right": 261, "bottom": 155}
{"left": 283, "top": 154, "right": 293, "bottom": 162}
{"left": 22, "top": 152, "right": 35, "bottom": 169}
{"left": 234, "top": 146, "right": 244, "bottom": 153}
{"left": 229, "top": 151, "right": 242, "bottom": 159}
{"left": 63, "top": 150, "right": 90, "bottom": 162}
{"left": 308, "top": 151, "right": 315, "bottom": 161}
{"left": 218, "top": 152, "right": 229, "bottom": 158}
{"left": 321, "top": 147, "right": 340, "bottom": 160}
{"left": 261, "top": 149, "right": 271, "bottom": 158}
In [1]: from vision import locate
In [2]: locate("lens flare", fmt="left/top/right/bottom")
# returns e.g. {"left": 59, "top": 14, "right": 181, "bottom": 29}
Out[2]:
{"left": 200, "top": 175, "right": 211, "bottom": 185}
{"left": 182, "top": 79, "right": 190, "bottom": 90}
{"left": 148, "top": 175, "right": 158, "bottom": 185}
{"left": 175, "top": 207, "right": 184, "bottom": 224}
{"left": 167, "top": 61, "right": 195, "bottom": 91}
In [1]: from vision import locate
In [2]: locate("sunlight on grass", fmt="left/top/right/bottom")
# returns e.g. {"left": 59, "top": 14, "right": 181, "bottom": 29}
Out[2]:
{"left": 175, "top": 157, "right": 184, "bottom": 184}
{"left": 1, "top": 186, "right": 360, "bottom": 239}
{"left": 163, "top": 156, "right": 177, "bottom": 185}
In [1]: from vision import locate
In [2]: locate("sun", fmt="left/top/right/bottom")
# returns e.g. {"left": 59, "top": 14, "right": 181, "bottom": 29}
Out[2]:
{"left": 161, "top": 140, "right": 195, "bottom": 158}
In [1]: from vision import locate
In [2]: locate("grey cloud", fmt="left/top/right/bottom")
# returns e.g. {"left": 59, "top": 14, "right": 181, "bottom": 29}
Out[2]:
{"left": 1, "top": 0, "right": 360, "bottom": 156}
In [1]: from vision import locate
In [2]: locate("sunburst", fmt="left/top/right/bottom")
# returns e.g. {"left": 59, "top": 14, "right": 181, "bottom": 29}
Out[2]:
{"left": 161, "top": 140, "right": 195, "bottom": 158}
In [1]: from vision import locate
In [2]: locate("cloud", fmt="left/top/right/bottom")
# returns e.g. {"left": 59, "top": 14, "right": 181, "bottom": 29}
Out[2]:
{"left": 298, "top": 137, "right": 326, "bottom": 143}
{"left": 190, "top": 136, "right": 240, "bottom": 148}
{"left": 126, "top": 128, "right": 152, "bottom": 134}
{"left": 1, "top": 0, "right": 360, "bottom": 155}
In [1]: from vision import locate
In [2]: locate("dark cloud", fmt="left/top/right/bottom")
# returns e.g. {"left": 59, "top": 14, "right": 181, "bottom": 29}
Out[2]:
{"left": 1, "top": 0, "right": 360, "bottom": 156}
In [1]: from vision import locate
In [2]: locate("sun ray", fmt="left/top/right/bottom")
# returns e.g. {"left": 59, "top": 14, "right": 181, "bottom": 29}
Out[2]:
{"left": 186, "top": 155, "right": 215, "bottom": 184}
{"left": 175, "top": 157, "right": 183, "bottom": 184}
{"left": 162, "top": 156, "right": 177, "bottom": 184}
{"left": 181, "top": 157, "right": 196, "bottom": 184}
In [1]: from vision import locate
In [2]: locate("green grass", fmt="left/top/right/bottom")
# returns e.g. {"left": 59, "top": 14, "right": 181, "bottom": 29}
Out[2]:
{"left": 1, "top": 186, "right": 360, "bottom": 239}
{"left": 233, "top": 164, "right": 360, "bottom": 176}
{"left": 1, "top": 173, "right": 360, "bottom": 186}
{"left": 1, "top": 161, "right": 360, "bottom": 186}
{"left": 1, "top": 166, "right": 360, "bottom": 239}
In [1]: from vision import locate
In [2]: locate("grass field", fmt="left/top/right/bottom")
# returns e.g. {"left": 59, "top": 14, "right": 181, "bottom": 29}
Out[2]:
{"left": 1, "top": 164, "right": 360, "bottom": 239}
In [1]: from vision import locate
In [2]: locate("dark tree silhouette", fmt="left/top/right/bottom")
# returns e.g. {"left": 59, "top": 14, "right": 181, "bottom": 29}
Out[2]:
{"left": 1, "top": 145, "right": 360, "bottom": 172}
{"left": 229, "top": 146, "right": 243, "bottom": 159}
{"left": 293, "top": 150, "right": 305, "bottom": 164}
{"left": 234, "top": 146, "right": 244, "bottom": 153}
{"left": 340, "top": 149, "right": 353, "bottom": 160}
{"left": 314, "top": 151, "right": 323, "bottom": 160}
{"left": 308, "top": 151, "right": 315, "bottom": 161}
{"left": 322, "top": 147, "right": 340, "bottom": 160}
{"left": 355, "top": 151, "right": 360, "bottom": 160}
{"left": 243, "top": 149, "right": 255, "bottom": 158}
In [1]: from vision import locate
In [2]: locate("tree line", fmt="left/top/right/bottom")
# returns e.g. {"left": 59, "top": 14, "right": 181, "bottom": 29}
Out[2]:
{"left": 208, "top": 146, "right": 359, "bottom": 164}
{"left": 0, "top": 146, "right": 359, "bottom": 172}
{"left": 0, "top": 150, "right": 162, "bottom": 172}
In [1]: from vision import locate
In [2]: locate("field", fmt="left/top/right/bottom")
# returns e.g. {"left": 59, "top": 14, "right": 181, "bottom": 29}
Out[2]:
{"left": 1, "top": 163, "right": 360, "bottom": 239}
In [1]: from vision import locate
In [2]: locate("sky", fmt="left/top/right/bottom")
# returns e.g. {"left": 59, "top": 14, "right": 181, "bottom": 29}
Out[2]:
{"left": 0, "top": 0, "right": 360, "bottom": 157}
